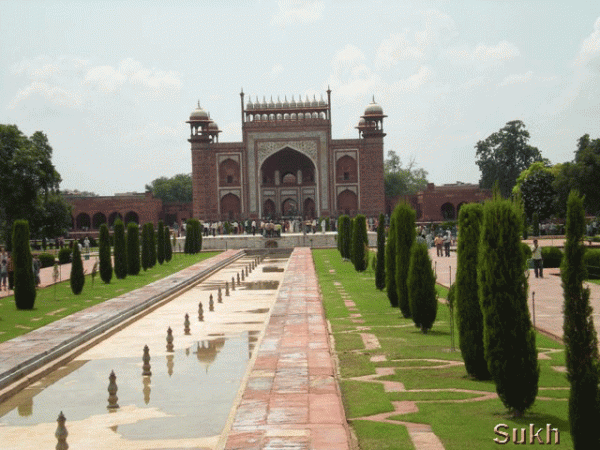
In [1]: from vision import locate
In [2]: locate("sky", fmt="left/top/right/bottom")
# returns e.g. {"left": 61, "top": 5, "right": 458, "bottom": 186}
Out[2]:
{"left": 1, "top": 0, "right": 599, "bottom": 196}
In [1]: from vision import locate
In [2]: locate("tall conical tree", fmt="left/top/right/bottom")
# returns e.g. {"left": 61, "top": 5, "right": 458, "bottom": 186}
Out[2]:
{"left": 375, "top": 213, "right": 386, "bottom": 290}
{"left": 478, "top": 195, "right": 538, "bottom": 416}
{"left": 113, "top": 219, "right": 127, "bottom": 279}
{"left": 164, "top": 225, "right": 173, "bottom": 262}
{"left": 157, "top": 220, "right": 165, "bottom": 265}
{"left": 70, "top": 241, "right": 85, "bottom": 295}
{"left": 149, "top": 224, "right": 157, "bottom": 267}
{"left": 184, "top": 219, "right": 193, "bottom": 254}
{"left": 98, "top": 223, "right": 113, "bottom": 284}
{"left": 12, "top": 220, "right": 36, "bottom": 310}
{"left": 395, "top": 202, "right": 416, "bottom": 318}
{"left": 141, "top": 223, "right": 151, "bottom": 271}
{"left": 455, "top": 203, "right": 490, "bottom": 380}
{"left": 338, "top": 215, "right": 351, "bottom": 260}
{"left": 407, "top": 242, "right": 437, "bottom": 333}
{"left": 352, "top": 215, "right": 368, "bottom": 271}
{"left": 385, "top": 212, "right": 399, "bottom": 307}
{"left": 126, "top": 223, "right": 140, "bottom": 275}
{"left": 562, "top": 190, "right": 600, "bottom": 449}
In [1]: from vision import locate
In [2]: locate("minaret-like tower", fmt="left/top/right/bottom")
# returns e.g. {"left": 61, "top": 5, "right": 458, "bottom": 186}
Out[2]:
{"left": 188, "top": 102, "right": 221, "bottom": 219}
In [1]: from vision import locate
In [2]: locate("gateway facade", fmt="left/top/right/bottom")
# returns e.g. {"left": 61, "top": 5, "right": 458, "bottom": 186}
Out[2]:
{"left": 188, "top": 90, "right": 385, "bottom": 221}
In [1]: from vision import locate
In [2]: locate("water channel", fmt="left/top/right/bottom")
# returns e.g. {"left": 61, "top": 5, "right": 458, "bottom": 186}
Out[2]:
{"left": 0, "top": 252, "right": 290, "bottom": 449}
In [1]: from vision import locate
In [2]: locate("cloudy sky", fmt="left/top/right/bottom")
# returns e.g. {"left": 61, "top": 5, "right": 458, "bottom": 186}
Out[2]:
{"left": 1, "top": 1, "right": 599, "bottom": 196}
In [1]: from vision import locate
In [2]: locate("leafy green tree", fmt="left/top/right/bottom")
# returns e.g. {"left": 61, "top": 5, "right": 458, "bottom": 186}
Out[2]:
{"left": 375, "top": 213, "right": 386, "bottom": 290}
{"left": 126, "top": 223, "right": 140, "bottom": 275}
{"left": 561, "top": 190, "right": 600, "bottom": 449}
{"left": 164, "top": 225, "right": 173, "bottom": 262}
{"left": 512, "top": 161, "right": 557, "bottom": 221}
{"left": 455, "top": 203, "right": 490, "bottom": 380}
{"left": 385, "top": 213, "right": 399, "bottom": 307}
{"left": 0, "top": 125, "right": 69, "bottom": 247}
{"left": 141, "top": 223, "right": 151, "bottom": 270}
{"left": 475, "top": 120, "right": 544, "bottom": 198}
{"left": 145, "top": 173, "right": 192, "bottom": 203}
{"left": 157, "top": 220, "right": 165, "bottom": 265}
{"left": 113, "top": 219, "right": 127, "bottom": 279}
{"left": 98, "top": 224, "right": 112, "bottom": 284}
{"left": 478, "top": 195, "right": 538, "bottom": 416}
{"left": 70, "top": 241, "right": 85, "bottom": 295}
{"left": 12, "top": 220, "right": 36, "bottom": 309}
{"left": 407, "top": 242, "right": 437, "bottom": 333}
{"left": 394, "top": 202, "right": 416, "bottom": 318}
{"left": 352, "top": 215, "right": 368, "bottom": 271}
{"left": 384, "top": 151, "right": 429, "bottom": 198}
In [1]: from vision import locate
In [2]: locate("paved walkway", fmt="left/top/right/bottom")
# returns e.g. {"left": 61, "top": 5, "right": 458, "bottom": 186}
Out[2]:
{"left": 223, "top": 247, "right": 352, "bottom": 450}
{"left": 430, "top": 241, "right": 600, "bottom": 344}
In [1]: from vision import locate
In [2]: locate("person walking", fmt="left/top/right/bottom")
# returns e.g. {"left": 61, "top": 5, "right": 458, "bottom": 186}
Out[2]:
{"left": 532, "top": 239, "right": 543, "bottom": 278}
{"left": 444, "top": 230, "right": 452, "bottom": 257}
{"left": 0, "top": 253, "right": 8, "bottom": 291}
{"left": 434, "top": 235, "right": 443, "bottom": 257}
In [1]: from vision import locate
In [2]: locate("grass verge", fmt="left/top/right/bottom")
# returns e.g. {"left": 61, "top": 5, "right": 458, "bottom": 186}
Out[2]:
{"left": 313, "top": 248, "right": 572, "bottom": 449}
{"left": 0, "top": 252, "right": 219, "bottom": 343}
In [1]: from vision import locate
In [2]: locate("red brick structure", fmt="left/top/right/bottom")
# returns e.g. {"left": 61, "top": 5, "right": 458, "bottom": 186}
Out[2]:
{"left": 386, "top": 182, "right": 492, "bottom": 222}
{"left": 188, "top": 90, "right": 386, "bottom": 220}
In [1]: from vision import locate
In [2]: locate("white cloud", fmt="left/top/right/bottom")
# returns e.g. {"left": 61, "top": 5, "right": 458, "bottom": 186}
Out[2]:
{"left": 271, "top": 0, "right": 324, "bottom": 27}
{"left": 445, "top": 41, "right": 520, "bottom": 65}
{"left": 391, "top": 65, "right": 433, "bottom": 92}
{"left": 416, "top": 9, "right": 458, "bottom": 49}
{"left": 376, "top": 32, "right": 424, "bottom": 69}
{"left": 577, "top": 16, "right": 600, "bottom": 66}
{"left": 498, "top": 71, "right": 534, "bottom": 87}
{"left": 8, "top": 81, "right": 82, "bottom": 109}
{"left": 270, "top": 64, "right": 284, "bottom": 79}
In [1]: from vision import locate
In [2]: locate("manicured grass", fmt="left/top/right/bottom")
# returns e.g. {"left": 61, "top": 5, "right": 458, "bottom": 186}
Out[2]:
{"left": 0, "top": 252, "right": 219, "bottom": 343}
{"left": 313, "top": 248, "right": 571, "bottom": 449}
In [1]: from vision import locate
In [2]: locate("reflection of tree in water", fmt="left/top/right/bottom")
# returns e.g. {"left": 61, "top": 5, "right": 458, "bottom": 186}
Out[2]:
{"left": 17, "top": 398, "right": 33, "bottom": 417}
{"left": 194, "top": 337, "right": 226, "bottom": 372}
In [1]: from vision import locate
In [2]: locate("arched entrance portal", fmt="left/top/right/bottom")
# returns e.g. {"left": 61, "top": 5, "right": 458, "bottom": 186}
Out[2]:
{"left": 260, "top": 147, "right": 317, "bottom": 218}
{"left": 263, "top": 199, "right": 276, "bottom": 218}
{"left": 337, "top": 190, "right": 358, "bottom": 216}
{"left": 221, "top": 194, "right": 241, "bottom": 220}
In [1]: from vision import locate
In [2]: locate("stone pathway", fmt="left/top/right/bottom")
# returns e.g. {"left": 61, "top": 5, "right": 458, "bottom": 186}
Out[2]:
{"left": 223, "top": 247, "right": 352, "bottom": 450}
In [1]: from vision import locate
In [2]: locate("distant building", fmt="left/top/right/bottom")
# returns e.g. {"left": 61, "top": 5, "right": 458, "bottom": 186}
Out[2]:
{"left": 188, "top": 90, "right": 386, "bottom": 220}
{"left": 386, "top": 182, "right": 492, "bottom": 222}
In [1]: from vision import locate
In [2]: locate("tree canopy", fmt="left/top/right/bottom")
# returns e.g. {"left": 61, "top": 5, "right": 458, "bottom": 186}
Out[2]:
{"left": 475, "top": 120, "right": 544, "bottom": 198}
{"left": 513, "top": 161, "right": 557, "bottom": 222}
{"left": 145, "top": 173, "right": 192, "bottom": 203}
{"left": 384, "top": 151, "right": 429, "bottom": 198}
{"left": 0, "top": 124, "right": 71, "bottom": 245}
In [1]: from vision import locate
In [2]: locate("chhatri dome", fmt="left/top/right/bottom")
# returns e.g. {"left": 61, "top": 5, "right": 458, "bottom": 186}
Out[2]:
{"left": 189, "top": 101, "right": 209, "bottom": 121}
{"left": 364, "top": 96, "right": 384, "bottom": 116}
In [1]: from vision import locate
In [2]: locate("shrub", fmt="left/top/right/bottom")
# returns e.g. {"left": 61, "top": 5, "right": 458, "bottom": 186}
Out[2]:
{"left": 157, "top": 220, "right": 165, "bottom": 265}
{"left": 584, "top": 249, "right": 600, "bottom": 279}
{"left": 70, "top": 241, "right": 85, "bottom": 295}
{"left": 542, "top": 246, "right": 563, "bottom": 268}
{"left": 127, "top": 223, "right": 140, "bottom": 275}
{"left": 455, "top": 203, "right": 490, "bottom": 380}
{"left": 394, "top": 202, "right": 416, "bottom": 318}
{"left": 37, "top": 252, "right": 56, "bottom": 268}
{"left": 375, "top": 213, "right": 386, "bottom": 290}
{"left": 521, "top": 242, "right": 532, "bottom": 261}
{"left": 479, "top": 196, "right": 538, "bottom": 416}
{"left": 407, "top": 242, "right": 437, "bottom": 333}
{"left": 352, "top": 215, "right": 368, "bottom": 271}
{"left": 98, "top": 224, "right": 112, "bottom": 284}
{"left": 164, "top": 225, "right": 173, "bottom": 262}
{"left": 58, "top": 247, "right": 71, "bottom": 264}
{"left": 113, "top": 219, "right": 127, "bottom": 279}
{"left": 12, "top": 220, "right": 36, "bottom": 310}
{"left": 562, "top": 190, "right": 600, "bottom": 448}
{"left": 385, "top": 212, "right": 399, "bottom": 307}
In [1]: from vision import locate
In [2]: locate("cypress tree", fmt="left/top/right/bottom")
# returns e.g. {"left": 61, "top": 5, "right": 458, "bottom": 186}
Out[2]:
{"left": 375, "top": 213, "right": 386, "bottom": 290}
{"left": 157, "top": 220, "right": 165, "bottom": 264}
{"left": 342, "top": 215, "right": 351, "bottom": 260}
{"left": 164, "top": 225, "right": 173, "bottom": 262}
{"left": 141, "top": 223, "right": 151, "bottom": 270}
{"left": 184, "top": 219, "right": 193, "bottom": 254}
{"left": 337, "top": 215, "right": 345, "bottom": 257}
{"left": 12, "top": 220, "right": 36, "bottom": 310}
{"left": 478, "top": 196, "right": 538, "bottom": 416}
{"left": 126, "top": 223, "right": 140, "bottom": 275}
{"left": 150, "top": 226, "right": 157, "bottom": 267}
{"left": 352, "top": 215, "right": 368, "bottom": 271}
{"left": 113, "top": 219, "right": 127, "bottom": 279}
{"left": 455, "top": 203, "right": 490, "bottom": 380}
{"left": 562, "top": 190, "right": 600, "bottom": 449}
{"left": 70, "top": 240, "right": 85, "bottom": 295}
{"left": 532, "top": 211, "right": 540, "bottom": 237}
{"left": 395, "top": 202, "right": 416, "bottom": 318}
{"left": 98, "top": 223, "right": 113, "bottom": 284}
{"left": 385, "top": 212, "right": 399, "bottom": 307}
{"left": 195, "top": 219, "right": 203, "bottom": 253}
{"left": 407, "top": 242, "right": 437, "bottom": 333}
{"left": 349, "top": 217, "right": 356, "bottom": 265}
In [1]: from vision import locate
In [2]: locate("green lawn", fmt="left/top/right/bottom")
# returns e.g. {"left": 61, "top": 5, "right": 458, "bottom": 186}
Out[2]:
{"left": 0, "top": 252, "right": 219, "bottom": 343}
{"left": 313, "top": 248, "right": 572, "bottom": 449}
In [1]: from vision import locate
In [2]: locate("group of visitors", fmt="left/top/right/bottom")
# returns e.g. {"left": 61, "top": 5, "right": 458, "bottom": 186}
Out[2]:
{"left": 433, "top": 231, "right": 454, "bottom": 257}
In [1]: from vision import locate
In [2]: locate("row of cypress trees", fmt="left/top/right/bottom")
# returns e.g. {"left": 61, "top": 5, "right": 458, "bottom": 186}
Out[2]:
{"left": 184, "top": 219, "right": 202, "bottom": 254}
